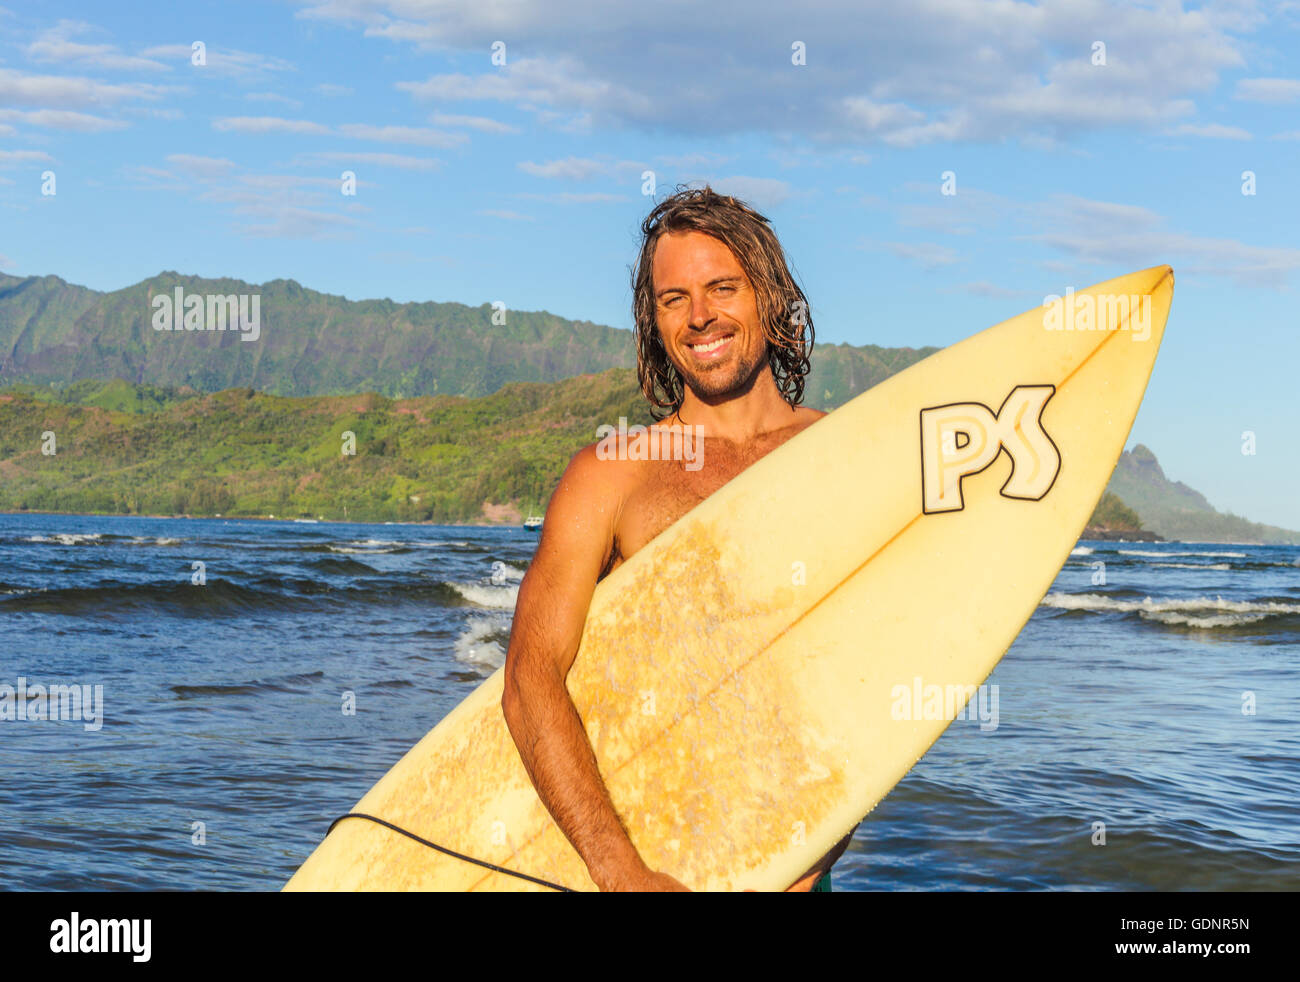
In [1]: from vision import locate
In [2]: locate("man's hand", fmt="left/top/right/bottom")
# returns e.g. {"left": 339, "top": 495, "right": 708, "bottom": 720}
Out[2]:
{"left": 594, "top": 859, "right": 691, "bottom": 892}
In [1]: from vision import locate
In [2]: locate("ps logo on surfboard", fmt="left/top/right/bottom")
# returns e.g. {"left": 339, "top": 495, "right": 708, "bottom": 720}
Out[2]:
{"left": 920, "top": 385, "right": 1060, "bottom": 514}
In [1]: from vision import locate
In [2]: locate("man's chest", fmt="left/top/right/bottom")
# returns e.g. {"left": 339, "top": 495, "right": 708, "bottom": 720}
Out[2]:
{"left": 612, "top": 441, "right": 773, "bottom": 563}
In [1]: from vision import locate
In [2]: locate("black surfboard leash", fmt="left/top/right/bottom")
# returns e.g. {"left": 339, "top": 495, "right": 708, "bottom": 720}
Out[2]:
{"left": 325, "top": 812, "right": 576, "bottom": 892}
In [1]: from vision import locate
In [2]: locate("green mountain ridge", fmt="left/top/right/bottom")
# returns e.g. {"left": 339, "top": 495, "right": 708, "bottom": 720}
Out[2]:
{"left": 1105, "top": 445, "right": 1298, "bottom": 545}
{"left": 0, "top": 270, "right": 938, "bottom": 409}
{"left": 0, "top": 270, "right": 634, "bottom": 400}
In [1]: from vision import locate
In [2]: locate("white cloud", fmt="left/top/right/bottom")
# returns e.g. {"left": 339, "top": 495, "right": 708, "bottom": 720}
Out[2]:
{"left": 396, "top": 55, "right": 653, "bottom": 129}
{"left": 213, "top": 116, "right": 331, "bottom": 135}
{"left": 1234, "top": 77, "right": 1300, "bottom": 103}
{"left": 842, "top": 97, "right": 925, "bottom": 135}
{"left": 0, "top": 108, "right": 126, "bottom": 132}
{"left": 212, "top": 117, "right": 466, "bottom": 148}
{"left": 0, "top": 68, "right": 165, "bottom": 108}
{"left": 292, "top": 151, "right": 440, "bottom": 171}
{"left": 121, "top": 106, "right": 183, "bottom": 121}
{"left": 336, "top": 123, "right": 466, "bottom": 147}
{"left": 236, "top": 175, "right": 342, "bottom": 192}
{"left": 1166, "top": 123, "right": 1252, "bottom": 139}
{"left": 1028, "top": 193, "right": 1300, "bottom": 288}
{"left": 315, "top": 83, "right": 353, "bottom": 96}
{"left": 517, "top": 156, "right": 622, "bottom": 180}
{"left": 428, "top": 111, "right": 516, "bottom": 134}
{"left": 166, "top": 154, "right": 237, "bottom": 179}
{"left": 196, "top": 176, "right": 359, "bottom": 239}
{"left": 0, "top": 149, "right": 56, "bottom": 168}
{"left": 139, "top": 44, "right": 294, "bottom": 78}
{"left": 123, "top": 164, "right": 188, "bottom": 191}
{"left": 867, "top": 183, "right": 1300, "bottom": 290}
{"left": 27, "top": 21, "right": 170, "bottom": 72}
{"left": 301, "top": 0, "right": 1257, "bottom": 146}
{"left": 243, "top": 207, "right": 359, "bottom": 239}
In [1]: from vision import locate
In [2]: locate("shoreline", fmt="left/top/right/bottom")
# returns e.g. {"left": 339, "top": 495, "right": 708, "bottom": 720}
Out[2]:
{"left": 3, "top": 510, "right": 1285, "bottom": 546}
{"left": 0, "top": 509, "right": 517, "bottom": 528}
{"left": 1079, "top": 525, "right": 1163, "bottom": 542}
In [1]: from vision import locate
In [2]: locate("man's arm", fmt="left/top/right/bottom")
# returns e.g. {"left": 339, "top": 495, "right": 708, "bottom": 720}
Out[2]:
{"left": 501, "top": 446, "right": 687, "bottom": 892}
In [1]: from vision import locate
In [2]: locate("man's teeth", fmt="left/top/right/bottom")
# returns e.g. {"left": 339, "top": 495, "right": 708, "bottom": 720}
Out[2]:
{"left": 690, "top": 336, "right": 730, "bottom": 353}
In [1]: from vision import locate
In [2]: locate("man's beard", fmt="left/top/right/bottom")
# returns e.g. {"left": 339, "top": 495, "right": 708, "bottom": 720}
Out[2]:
{"left": 676, "top": 340, "right": 768, "bottom": 400}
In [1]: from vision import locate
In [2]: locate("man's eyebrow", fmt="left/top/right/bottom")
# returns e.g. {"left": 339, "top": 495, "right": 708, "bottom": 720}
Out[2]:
{"left": 655, "top": 275, "right": 743, "bottom": 298}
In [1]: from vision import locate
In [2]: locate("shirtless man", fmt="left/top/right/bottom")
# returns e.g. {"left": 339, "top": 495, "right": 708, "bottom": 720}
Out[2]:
{"left": 501, "top": 186, "right": 856, "bottom": 891}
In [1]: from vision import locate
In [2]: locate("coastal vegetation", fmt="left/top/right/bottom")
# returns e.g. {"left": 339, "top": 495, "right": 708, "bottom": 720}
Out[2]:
{"left": 0, "top": 373, "right": 653, "bottom": 523}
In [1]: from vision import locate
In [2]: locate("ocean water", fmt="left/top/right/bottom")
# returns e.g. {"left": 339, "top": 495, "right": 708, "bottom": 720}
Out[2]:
{"left": 1, "top": 513, "right": 1296, "bottom": 891}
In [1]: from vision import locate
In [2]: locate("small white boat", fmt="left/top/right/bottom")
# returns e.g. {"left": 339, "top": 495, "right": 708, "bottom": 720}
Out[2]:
{"left": 523, "top": 516, "right": 543, "bottom": 532}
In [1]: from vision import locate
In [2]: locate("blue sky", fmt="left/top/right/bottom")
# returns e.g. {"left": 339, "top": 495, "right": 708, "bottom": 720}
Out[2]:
{"left": 1, "top": 0, "right": 1298, "bottom": 528}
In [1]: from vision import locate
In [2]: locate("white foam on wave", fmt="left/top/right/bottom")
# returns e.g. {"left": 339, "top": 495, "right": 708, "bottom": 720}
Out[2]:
{"left": 1070, "top": 546, "right": 1094, "bottom": 556}
{"left": 24, "top": 533, "right": 103, "bottom": 545}
{"left": 1041, "top": 592, "right": 1299, "bottom": 628}
{"left": 129, "top": 536, "right": 182, "bottom": 546}
{"left": 448, "top": 581, "right": 520, "bottom": 610}
{"left": 326, "top": 538, "right": 470, "bottom": 553}
{"left": 453, "top": 615, "right": 509, "bottom": 671}
{"left": 1151, "top": 562, "right": 1232, "bottom": 571}
{"left": 1118, "top": 549, "right": 1247, "bottom": 559}
{"left": 1142, "top": 611, "right": 1270, "bottom": 629}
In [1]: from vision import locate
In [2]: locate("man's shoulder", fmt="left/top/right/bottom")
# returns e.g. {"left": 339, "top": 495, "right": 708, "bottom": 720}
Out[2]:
{"left": 789, "top": 405, "right": 829, "bottom": 431}
{"left": 559, "top": 440, "right": 647, "bottom": 500}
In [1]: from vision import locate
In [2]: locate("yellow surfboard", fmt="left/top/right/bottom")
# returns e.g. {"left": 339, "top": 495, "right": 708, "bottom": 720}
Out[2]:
{"left": 286, "top": 265, "right": 1174, "bottom": 891}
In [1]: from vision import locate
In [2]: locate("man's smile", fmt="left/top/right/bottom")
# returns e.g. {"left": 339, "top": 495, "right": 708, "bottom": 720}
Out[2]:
{"left": 685, "top": 333, "right": 735, "bottom": 360}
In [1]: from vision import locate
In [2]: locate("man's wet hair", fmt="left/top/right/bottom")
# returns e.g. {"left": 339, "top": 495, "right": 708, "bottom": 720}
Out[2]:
{"left": 630, "top": 184, "right": 814, "bottom": 419}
